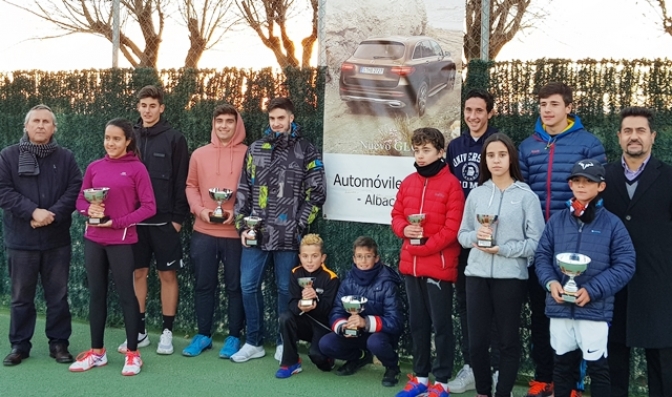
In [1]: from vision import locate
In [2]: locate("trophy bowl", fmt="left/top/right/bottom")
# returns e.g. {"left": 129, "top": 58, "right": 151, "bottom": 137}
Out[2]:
{"left": 243, "top": 216, "right": 263, "bottom": 246}
{"left": 407, "top": 213, "right": 427, "bottom": 246}
{"left": 341, "top": 295, "right": 368, "bottom": 337}
{"left": 476, "top": 214, "right": 499, "bottom": 248}
{"left": 208, "top": 188, "right": 233, "bottom": 223}
{"left": 83, "top": 187, "right": 111, "bottom": 225}
{"left": 298, "top": 277, "right": 316, "bottom": 308}
{"left": 556, "top": 252, "right": 591, "bottom": 303}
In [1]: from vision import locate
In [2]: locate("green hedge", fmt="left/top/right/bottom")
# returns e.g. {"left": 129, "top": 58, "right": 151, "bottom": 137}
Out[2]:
{"left": 2, "top": 60, "right": 669, "bottom": 394}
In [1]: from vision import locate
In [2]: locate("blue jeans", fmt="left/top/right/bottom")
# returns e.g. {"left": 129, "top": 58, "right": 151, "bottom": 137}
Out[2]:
{"left": 240, "top": 247, "right": 298, "bottom": 346}
{"left": 190, "top": 232, "right": 244, "bottom": 338}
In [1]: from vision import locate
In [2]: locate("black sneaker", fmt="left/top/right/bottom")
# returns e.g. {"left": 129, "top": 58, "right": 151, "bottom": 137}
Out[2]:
{"left": 335, "top": 351, "right": 373, "bottom": 376}
{"left": 381, "top": 366, "right": 400, "bottom": 387}
{"left": 316, "top": 357, "right": 335, "bottom": 372}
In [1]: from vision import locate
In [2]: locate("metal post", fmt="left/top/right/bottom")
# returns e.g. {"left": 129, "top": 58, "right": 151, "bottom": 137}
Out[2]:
{"left": 112, "top": 0, "right": 120, "bottom": 67}
{"left": 480, "top": 0, "right": 490, "bottom": 60}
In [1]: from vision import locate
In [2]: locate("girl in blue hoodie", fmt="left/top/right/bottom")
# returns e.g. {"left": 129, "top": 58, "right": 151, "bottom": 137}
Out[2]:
{"left": 458, "top": 133, "right": 545, "bottom": 397}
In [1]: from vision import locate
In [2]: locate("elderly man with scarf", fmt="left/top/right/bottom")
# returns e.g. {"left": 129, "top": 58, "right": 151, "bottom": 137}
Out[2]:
{"left": 0, "top": 104, "right": 82, "bottom": 366}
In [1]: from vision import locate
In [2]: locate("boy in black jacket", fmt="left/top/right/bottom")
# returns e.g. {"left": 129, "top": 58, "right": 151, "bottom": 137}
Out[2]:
{"left": 276, "top": 234, "right": 339, "bottom": 378}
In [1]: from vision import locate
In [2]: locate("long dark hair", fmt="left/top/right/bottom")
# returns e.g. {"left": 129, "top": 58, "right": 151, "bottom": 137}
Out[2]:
{"left": 478, "top": 133, "right": 524, "bottom": 185}
{"left": 106, "top": 118, "right": 140, "bottom": 158}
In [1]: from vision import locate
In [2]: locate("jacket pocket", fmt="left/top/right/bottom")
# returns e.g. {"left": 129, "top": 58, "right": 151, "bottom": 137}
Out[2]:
{"left": 148, "top": 169, "right": 171, "bottom": 213}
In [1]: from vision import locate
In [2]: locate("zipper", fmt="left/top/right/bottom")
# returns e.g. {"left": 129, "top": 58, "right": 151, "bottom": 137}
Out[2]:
{"left": 490, "top": 188, "right": 505, "bottom": 278}
{"left": 545, "top": 144, "right": 556, "bottom": 220}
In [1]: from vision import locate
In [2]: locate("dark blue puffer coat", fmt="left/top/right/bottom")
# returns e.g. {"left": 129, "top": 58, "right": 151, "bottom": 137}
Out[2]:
{"left": 518, "top": 115, "right": 607, "bottom": 220}
{"left": 534, "top": 206, "right": 635, "bottom": 322}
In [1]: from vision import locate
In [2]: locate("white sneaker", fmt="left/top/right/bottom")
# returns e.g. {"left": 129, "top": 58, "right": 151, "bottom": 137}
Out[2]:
{"left": 156, "top": 329, "right": 174, "bottom": 355}
{"left": 121, "top": 351, "right": 143, "bottom": 376}
{"left": 447, "top": 364, "right": 476, "bottom": 393}
{"left": 230, "top": 343, "right": 266, "bottom": 363}
{"left": 492, "top": 370, "right": 499, "bottom": 392}
{"left": 68, "top": 349, "right": 108, "bottom": 372}
{"left": 117, "top": 332, "right": 150, "bottom": 354}
{"left": 274, "top": 344, "right": 284, "bottom": 362}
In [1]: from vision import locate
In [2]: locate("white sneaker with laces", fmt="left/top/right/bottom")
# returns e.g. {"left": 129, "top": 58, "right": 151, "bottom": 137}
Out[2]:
{"left": 274, "top": 344, "right": 284, "bottom": 362}
{"left": 447, "top": 364, "right": 476, "bottom": 393}
{"left": 492, "top": 370, "right": 499, "bottom": 393}
{"left": 230, "top": 343, "right": 266, "bottom": 363}
{"left": 156, "top": 329, "right": 174, "bottom": 355}
{"left": 117, "top": 332, "right": 150, "bottom": 354}
{"left": 121, "top": 351, "right": 143, "bottom": 376}
{"left": 68, "top": 349, "right": 108, "bottom": 372}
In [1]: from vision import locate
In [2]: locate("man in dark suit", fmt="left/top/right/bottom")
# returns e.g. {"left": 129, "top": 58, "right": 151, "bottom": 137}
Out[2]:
{"left": 602, "top": 106, "right": 672, "bottom": 397}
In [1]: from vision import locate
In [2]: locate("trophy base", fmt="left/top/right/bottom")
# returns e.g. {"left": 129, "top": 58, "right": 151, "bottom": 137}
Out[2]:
{"left": 561, "top": 293, "right": 577, "bottom": 303}
{"left": 409, "top": 238, "right": 427, "bottom": 246}
{"left": 344, "top": 328, "right": 360, "bottom": 337}
{"left": 209, "top": 214, "right": 229, "bottom": 224}
{"left": 477, "top": 239, "right": 494, "bottom": 248}
{"left": 87, "top": 216, "right": 110, "bottom": 225}
{"left": 299, "top": 299, "right": 314, "bottom": 308}
{"left": 245, "top": 238, "right": 259, "bottom": 246}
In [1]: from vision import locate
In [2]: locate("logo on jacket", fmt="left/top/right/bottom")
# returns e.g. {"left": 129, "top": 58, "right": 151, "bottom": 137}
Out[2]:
{"left": 120, "top": 171, "right": 127, "bottom": 176}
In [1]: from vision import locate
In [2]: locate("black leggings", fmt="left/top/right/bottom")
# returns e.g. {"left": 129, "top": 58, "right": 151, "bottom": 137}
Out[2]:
{"left": 84, "top": 240, "right": 140, "bottom": 351}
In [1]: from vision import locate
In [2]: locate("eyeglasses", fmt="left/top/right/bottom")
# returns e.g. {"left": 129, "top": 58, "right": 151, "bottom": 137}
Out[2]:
{"left": 354, "top": 254, "right": 376, "bottom": 261}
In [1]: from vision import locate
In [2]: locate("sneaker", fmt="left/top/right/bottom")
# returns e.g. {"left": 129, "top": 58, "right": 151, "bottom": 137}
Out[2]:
{"left": 121, "top": 350, "right": 143, "bottom": 376}
{"left": 570, "top": 390, "right": 583, "bottom": 397}
{"left": 156, "top": 329, "right": 174, "bottom": 355}
{"left": 335, "top": 350, "right": 373, "bottom": 376}
{"left": 316, "top": 357, "right": 335, "bottom": 372}
{"left": 396, "top": 375, "right": 429, "bottom": 397}
{"left": 427, "top": 383, "right": 450, "bottom": 397}
{"left": 230, "top": 343, "right": 266, "bottom": 363}
{"left": 182, "top": 334, "right": 212, "bottom": 357}
{"left": 526, "top": 380, "right": 554, "bottom": 397}
{"left": 382, "top": 366, "right": 401, "bottom": 387}
{"left": 274, "top": 344, "right": 284, "bottom": 362}
{"left": 68, "top": 349, "right": 108, "bottom": 372}
{"left": 219, "top": 336, "right": 240, "bottom": 359}
{"left": 117, "top": 332, "right": 150, "bottom": 354}
{"left": 492, "top": 370, "right": 499, "bottom": 392}
{"left": 447, "top": 364, "right": 475, "bottom": 393}
{"left": 275, "top": 359, "right": 302, "bottom": 379}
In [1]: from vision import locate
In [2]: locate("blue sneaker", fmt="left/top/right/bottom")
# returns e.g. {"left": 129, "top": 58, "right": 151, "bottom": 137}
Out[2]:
{"left": 182, "top": 334, "right": 212, "bottom": 357}
{"left": 427, "top": 383, "right": 450, "bottom": 397}
{"left": 275, "top": 360, "right": 302, "bottom": 379}
{"left": 396, "top": 375, "right": 429, "bottom": 397}
{"left": 219, "top": 336, "right": 240, "bottom": 359}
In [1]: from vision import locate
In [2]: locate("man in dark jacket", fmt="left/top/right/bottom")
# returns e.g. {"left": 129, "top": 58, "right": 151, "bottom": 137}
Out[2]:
{"left": 118, "top": 85, "right": 190, "bottom": 356}
{"left": 318, "top": 237, "right": 404, "bottom": 388}
{"left": 518, "top": 82, "right": 607, "bottom": 397}
{"left": 0, "top": 104, "right": 82, "bottom": 366}
{"left": 602, "top": 106, "right": 672, "bottom": 397}
{"left": 445, "top": 88, "right": 498, "bottom": 394}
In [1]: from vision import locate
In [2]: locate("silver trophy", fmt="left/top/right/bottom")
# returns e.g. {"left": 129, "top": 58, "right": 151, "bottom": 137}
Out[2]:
{"left": 243, "top": 216, "right": 262, "bottom": 246}
{"left": 208, "top": 188, "right": 234, "bottom": 223}
{"left": 298, "top": 277, "right": 316, "bottom": 308}
{"left": 407, "top": 213, "right": 427, "bottom": 245}
{"left": 341, "top": 295, "right": 368, "bottom": 337}
{"left": 476, "top": 214, "right": 499, "bottom": 248}
{"left": 83, "top": 187, "right": 111, "bottom": 225}
{"left": 556, "top": 253, "right": 591, "bottom": 303}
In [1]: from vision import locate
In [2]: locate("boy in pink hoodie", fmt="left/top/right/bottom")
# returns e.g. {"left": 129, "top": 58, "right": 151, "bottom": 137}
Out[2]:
{"left": 183, "top": 104, "right": 248, "bottom": 358}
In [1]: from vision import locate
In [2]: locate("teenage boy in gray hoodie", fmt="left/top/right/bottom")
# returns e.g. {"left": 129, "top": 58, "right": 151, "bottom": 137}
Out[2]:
{"left": 458, "top": 133, "right": 545, "bottom": 397}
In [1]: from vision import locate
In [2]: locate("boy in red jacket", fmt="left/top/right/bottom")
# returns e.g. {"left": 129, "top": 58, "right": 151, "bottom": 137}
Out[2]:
{"left": 391, "top": 127, "right": 465, "bottom": 397}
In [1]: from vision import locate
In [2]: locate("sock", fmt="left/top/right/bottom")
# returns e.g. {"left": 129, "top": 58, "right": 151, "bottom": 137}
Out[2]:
{"left": 162, "top": 315, "right": 175, "bottom": 332}
{"left": 139, "top": 313, "right": 146, "bottom": 334}
{"left": 417, "top": 377, "right": 429, "bottom": 385}
{"left": 436, "top": 382, "right": 449, "bottom": 391}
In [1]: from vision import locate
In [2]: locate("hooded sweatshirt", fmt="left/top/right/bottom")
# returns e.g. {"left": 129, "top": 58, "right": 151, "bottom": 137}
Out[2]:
{"left": 76, "top": 152, "right": 156, "bottom": 245}
{"left": 186, "top": 110, "right": 247, "bottom": 238}
{"left": 458, "top": 180, "right": 545, "bottom": 280}
{"left": 446, "top": 126, "right": 498, "bottom": 198}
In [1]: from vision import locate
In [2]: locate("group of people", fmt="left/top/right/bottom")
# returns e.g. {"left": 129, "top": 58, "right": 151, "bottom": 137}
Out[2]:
{"left": 0, "top": 81, "right": 669, "bottom": 397}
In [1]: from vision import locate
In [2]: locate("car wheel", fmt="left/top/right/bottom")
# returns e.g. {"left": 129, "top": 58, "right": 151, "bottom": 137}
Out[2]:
{"left": 415, "top": 82, "right": 428, "bottom": 117}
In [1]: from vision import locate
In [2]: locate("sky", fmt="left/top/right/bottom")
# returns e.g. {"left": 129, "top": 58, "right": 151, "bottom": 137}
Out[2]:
{"left": 0, "top": 0, "right": 669, "bottom": 71}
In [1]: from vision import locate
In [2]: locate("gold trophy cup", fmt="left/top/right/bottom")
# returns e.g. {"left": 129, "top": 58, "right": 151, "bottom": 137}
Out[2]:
{"left": 298, "top": 277, "right": 316, "bottom": 308}
{"left": 407, "top": 213, "right": 427, "bottom": 245}
{"left": 476, "top": 214, "right": 499, "bottom": 248}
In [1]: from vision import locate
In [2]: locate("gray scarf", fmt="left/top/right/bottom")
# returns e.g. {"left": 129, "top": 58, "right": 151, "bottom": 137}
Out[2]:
{"left": 18, "top": 133, "right": 58, "bottom": 176}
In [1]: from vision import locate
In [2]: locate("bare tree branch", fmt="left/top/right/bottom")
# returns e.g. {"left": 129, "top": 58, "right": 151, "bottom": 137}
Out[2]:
{"left": 180, "top": 0, "right": 237, "bottom": 68}
{"left": 648, "top": 0, "right": 672, "bottom": 36}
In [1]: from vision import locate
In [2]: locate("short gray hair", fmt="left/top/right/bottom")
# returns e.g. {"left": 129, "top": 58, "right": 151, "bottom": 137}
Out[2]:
{"left": 24, "top": 104, "right": 57, "bottom": 127}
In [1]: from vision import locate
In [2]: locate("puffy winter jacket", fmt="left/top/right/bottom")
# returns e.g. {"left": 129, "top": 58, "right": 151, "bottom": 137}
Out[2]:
{"left": 518, "top": 115, "right": 606, "bottom": 220}
{"left": 534, "top": 205, "right": 635, "bottom": 322}
{"left": 329, "top": 263, "right": 404, "bottom": 336}
{"left": 391, "top": 166, "right": 464, "bottom": 281}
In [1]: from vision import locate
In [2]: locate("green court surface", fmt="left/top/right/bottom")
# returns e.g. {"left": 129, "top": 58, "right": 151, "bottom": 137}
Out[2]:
{"left": 0, "top": 313, "right": 532, "bottom": 397}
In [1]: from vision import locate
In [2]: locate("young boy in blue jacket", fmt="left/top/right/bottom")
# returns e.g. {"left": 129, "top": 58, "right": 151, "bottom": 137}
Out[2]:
{"left": 534, "top": 160, "right": 635, "bottom": 397}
